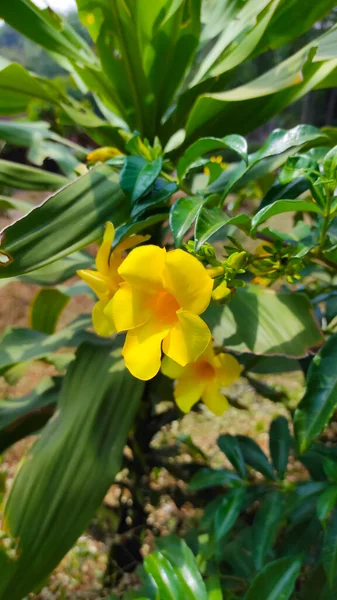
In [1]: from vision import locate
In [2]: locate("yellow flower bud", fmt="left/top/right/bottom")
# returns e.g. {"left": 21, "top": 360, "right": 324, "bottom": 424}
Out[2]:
{"left": 86, "top": 147, "right": 124, "bottom": 164}
{"left": 212, "top": 280, "right": 232, "bottom": 303}
{"left": 226, "top": 251, "right": 247, "bottom": 270}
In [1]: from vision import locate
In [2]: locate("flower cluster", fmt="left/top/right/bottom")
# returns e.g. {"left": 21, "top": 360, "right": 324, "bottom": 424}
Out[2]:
{"left": 78, "top": 223, "right": 241, "bottom": 414}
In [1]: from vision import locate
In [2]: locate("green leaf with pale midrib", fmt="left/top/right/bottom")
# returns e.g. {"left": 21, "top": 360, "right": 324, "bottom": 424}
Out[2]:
{"left": 0, "top": 164, "right": 129, "bottom": 278}
{"left": 0, "top": 341, "right": 144, "bottom": 600}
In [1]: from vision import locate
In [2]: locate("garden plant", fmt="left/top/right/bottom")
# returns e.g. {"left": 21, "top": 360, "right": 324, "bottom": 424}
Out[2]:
{"left": 1, "top": 1, "right": 337, "bottom": 598}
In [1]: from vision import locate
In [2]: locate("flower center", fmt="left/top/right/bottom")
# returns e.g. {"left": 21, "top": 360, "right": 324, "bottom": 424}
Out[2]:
{"left": 151, "top": 291, "right": 180, "bottom": 324}
{"left": 195, "top": 360, "right": 216, "bottom": 380}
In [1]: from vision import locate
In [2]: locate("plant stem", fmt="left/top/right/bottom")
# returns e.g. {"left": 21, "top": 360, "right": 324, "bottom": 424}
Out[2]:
{"left": 319, "top": 191, "right": 333, "bottom": 248}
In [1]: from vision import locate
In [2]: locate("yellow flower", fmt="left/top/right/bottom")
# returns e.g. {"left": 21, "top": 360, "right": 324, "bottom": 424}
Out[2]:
{"left": 77, "top": 222, "right": 147, "bottom": 337}
{"left": 86, "top": 147, "right": 124, "bottom": 164}
{"left": 105, "top": 246, "right": 213, "bottom": 381}
{"left": 162, "top": 342, "right": 241, "bottom": 416}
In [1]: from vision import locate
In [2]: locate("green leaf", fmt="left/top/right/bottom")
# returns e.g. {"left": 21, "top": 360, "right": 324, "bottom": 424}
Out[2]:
{"left": 317, "top": 486, "right": 337, "bottom": 523}
{"left": 21, "top": 251, "right": 94, "bottom": 286}
{"left": 0, "top": 195, "right": 33, "bottom": 214}
{"left": 324, "top": 459, "right": 337, "bottom": 483}
{"left": 0, "top": 0, "right": 95, "bottom": 66}
{"left": 189, "top": 467, "right": 242, "bottom": 491}
{"left": 236, "top": 435, "right": 276, "bottom": 480}
{"left": 29, "top": 289, "right": 70, "bottom": 335}
{"left": 0, "top": 165, "right": 129, "bottom": 278}
{"left": 253, "top": 492, "right": 283, "bottom": 570}
{"left": 157, "top": 536, "right": 208, "bottom": 600}
{"left": 214, "top": 487, "right": 246, "bottom": 542}
{"left": 269, "top": 417, "right": 291, "bottom": 480}
{"left": 217, "top": 434, "right": 247, "bottom": 478}
{"left": 169, "top": 196, "right": 204, "bottom": 247}
{"left": 131, "top": 178, "right": 177, "bottom": 219}
{"left": 195, "top": 207, "right": 251, "bottom": 249}
{"left": 204, "top": 286, "right": 323, "bottom": 357}
{"left": 0, "top": 377, "right": 59, "bottom": 454}
{"left": 0, "top": 62, "right": 57, "bottom": 116}
{"left": 259, "top": 178, "right": 312, "bottom": 210}
{"left": 294, "top": 335, "right": 337, "bottom": 453}
{"left": 324, "top": 146, "right": 337, "bottom": 182}
{"left": 245, "top": 556, "right": 302, "bottom": 600}
{"left": 251, "top": 199, "right": 323, "bottom": 231}
{"left": 0, "top": 159, "right": 67, "bottom": 191}
{"left": 183, "top": 31, "right": 337, "bottom": 143}
{"left": 177, "top": 135, "right": 248, "bottom": 181}
{"left": 120, "top": 156, "right": 163, "bottom": 204}
{"left": 144, "top": 552, "right": 181, "bottom": 600}
{"left": 323, "top": 509, "right": 337, "bottom": 590}
{"left": 0, "top": 341, "right": 144, "bottom": 600}
{"left": 0, "top": 315, "right": 92, "bottom": 374}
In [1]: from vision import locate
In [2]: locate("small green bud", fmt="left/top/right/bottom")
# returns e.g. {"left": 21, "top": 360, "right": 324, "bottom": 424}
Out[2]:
{"left": 226, "top": 251, "right": 247, "bottom": 270}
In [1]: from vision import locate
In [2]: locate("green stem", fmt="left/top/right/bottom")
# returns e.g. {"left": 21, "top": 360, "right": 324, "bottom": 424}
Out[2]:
{"left": 319, "top": 192, "right": 333, "bottom": 248}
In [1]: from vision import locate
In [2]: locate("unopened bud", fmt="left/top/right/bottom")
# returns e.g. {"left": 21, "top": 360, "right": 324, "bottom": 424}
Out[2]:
{"left": 87, "top": 147, "right": 124, "bottom": 163}
{"left": 212, "top": 280, "right": 232, "bottom": 303}
{"left": 226, "top": 251, "right": 247, "bottom": 270}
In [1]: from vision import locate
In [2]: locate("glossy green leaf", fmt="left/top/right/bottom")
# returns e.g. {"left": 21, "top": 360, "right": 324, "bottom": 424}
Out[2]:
{"left": 0, "top": 377, "right": 59, "bottom": 454}
{"left": 245, "top": 556, "right": 302, "bottom": 600}
{"left": 259, "top": 178, "right": 312, "bottom": 210}
{"left": 317, "top": 486, "right": 337, "bottom": 523}
{"left": 195, "top": 208, "right": 251, "bottom": 249}
{"left": 0, "top": 341, "right": 144, "bottom": 600}
{"left": 236, "top": 435, "right": 276, "bottom": 480}
{"left": 217, "top": 434, "right": 246, "bottom": 478}
{"left": 29, "top": 289, "right": 70, "bottom": 335}
{"left": 169, "top": 196, "right": 204, "bottom": 247}
{"left": 120, "top": 156, "right": 163, "bottom": 204}
{"left": 251, "top": 199, "right": 323, "bottom": 231}
{"left": 189, "top": 467, "right": 242, "bottom": 491}
{"left": 214, "top": 487, "right": 246, "bottom": 542}
{"left": 177, "top": 135, "right": 248, "bottom": 181}
{"left": 253, "top": 492, "right": 283, "bottom": 570}
{"left": 157, "top": 536, "right": 208, "bottom": 600}
{"left": 0, "top": 159, "right": 67, "bottom": 191}
{"left": 0, "top": 165, "right": 129, "bottom": 278}
{"left": 131, "top": 178, "right": 177, "bottom": 219}
{"left": 294, "top": 335, "right": 337, "bottom": 453}
{"left": 323, "top": 509, "right": 337, "bottom": 590}
{"left": 144, "top": 552, "right": 181, "bottom": 599}
{"left": 204, "top": 286, "right": 323, "bottom": 357}
{"left": 269, "top": 417, "right": 291, "bottom": 480}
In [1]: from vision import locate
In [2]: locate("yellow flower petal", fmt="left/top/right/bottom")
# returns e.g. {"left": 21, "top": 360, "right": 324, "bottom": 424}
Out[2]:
{"left": 174, "top": 368, "right": 206, "bottom": 413}
{"left": 115, "top": 234, "right": 151, "bottom": 255}
{"left": 122, "top": 320, "right": 170, "bottom": 381}
{"left": 107, "top": 282, "right": 151, "bottom": 332}
{"left": 163, "top": 249, "right": 213, "bottom": 314}
{"left": 92, "top": 299, "right": 116, "bottom": 337}
{"left": 162, "top": 310, "right": 211, "bottom": 366}
{"left": 202, "top": 382, "right": 229, "bottom": 416}
{"left": 95, "top": 222, "right": 115, "bottom": 275}
{"left": 214, "top": 353, "right": 242, "bottom": 386}
{"left": 77, "top": 269, "right": 108, "bottom": 299}
{"left": 118, "top": 245, "right": 166, "bottom": 291}
{"left": 161, "top": 356, "right": 185, "bottom": 380}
